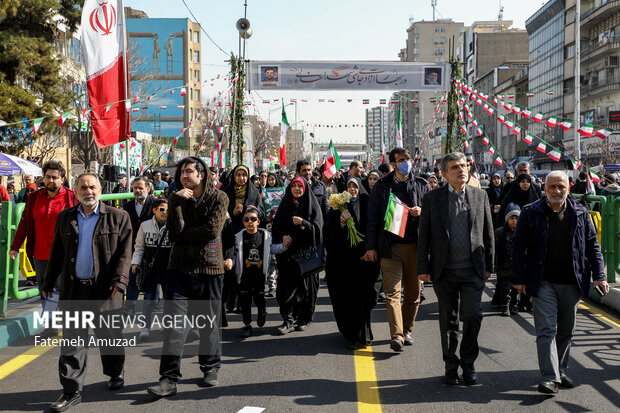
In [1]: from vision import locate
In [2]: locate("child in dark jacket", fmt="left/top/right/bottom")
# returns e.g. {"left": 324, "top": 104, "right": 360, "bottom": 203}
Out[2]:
{"left": 493, "top": 203, "right": 521, "bottom": 316}
{"left": 234, "top": 206, "right": 287, "bottom": 337}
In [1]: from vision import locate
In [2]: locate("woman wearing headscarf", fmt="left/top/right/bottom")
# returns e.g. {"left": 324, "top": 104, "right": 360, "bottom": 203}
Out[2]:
{"left": 486, "top": 173, "right": 504, "bottom": 228}
{"left": 362, "top": 170, "right": 381, "bottom": 194}
{"left": 223, "top": 165, "right": 264, "bottom": 233}
{"left": 499, "top": 173, "right": 540, "bottom": 220}
{"left": 266, "top": 172, "right": 283, "bottom": 188}
{"left": 271, "top": 176, "right": 324, "bottom": 335}
{"left": 325, "top": 177, "right": 380, "bottom": 348}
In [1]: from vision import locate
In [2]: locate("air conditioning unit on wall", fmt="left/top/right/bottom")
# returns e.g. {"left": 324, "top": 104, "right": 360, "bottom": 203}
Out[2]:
{"left": 604, "top": 56, "right": 619, "bottom": 67}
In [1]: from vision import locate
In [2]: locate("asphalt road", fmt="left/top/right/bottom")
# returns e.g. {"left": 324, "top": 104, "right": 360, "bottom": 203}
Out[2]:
{"left": 1, "top": 277, "right": 619, "bottom": 412}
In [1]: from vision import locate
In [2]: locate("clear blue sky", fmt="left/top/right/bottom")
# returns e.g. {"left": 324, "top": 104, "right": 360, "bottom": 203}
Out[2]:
{"left": 126, "top": 0, "right": 546, "bottom": 143}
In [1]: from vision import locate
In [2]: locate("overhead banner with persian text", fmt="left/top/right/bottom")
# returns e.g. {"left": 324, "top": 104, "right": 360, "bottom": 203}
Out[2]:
{"left": 248, "top": 61, "right": 449, "bottom": 91}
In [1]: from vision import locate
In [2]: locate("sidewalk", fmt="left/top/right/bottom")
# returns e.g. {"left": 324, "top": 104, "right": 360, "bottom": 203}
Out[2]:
{"left": 0, "top": 296, "right": 43, "bottom": 349}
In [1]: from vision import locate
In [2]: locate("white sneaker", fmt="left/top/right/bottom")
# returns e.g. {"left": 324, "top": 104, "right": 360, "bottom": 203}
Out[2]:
{"left": 139, "top": 328, "right": 150, "bottom": 342}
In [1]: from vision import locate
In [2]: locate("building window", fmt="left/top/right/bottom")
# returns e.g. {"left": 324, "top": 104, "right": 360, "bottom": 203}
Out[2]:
{"left": 194, "top": 31, "right": 199, "bottom": 43}
{"left": 414, "top": 37, "right": 419, "bottom": 44}
{"left": 564, "top": 43, "right": 575, "bottom": 60}
{"left": 190, "top": 88, "right": 193, "bottom": 100}
{"left": 413, "top": 48, "right": 419, "bottom": 55}
{"left": 194, "top": 51, "right": 199, "bottom": 63}
{"left": 194, "top": 69, "right": 200, "bottom": 83}
{"left": 414, "top": 27, "right": 419, "bottom": 34}
{"left": 195, "top": 89, "right": 200, "bottom": 102}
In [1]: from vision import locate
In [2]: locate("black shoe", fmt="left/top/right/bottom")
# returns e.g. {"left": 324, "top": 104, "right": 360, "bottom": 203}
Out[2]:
{"left": 266, "top": 289, "right": 275, "bottom": 298}
{"left": 444, "top": 371, "right": 459, "bottom": 385}
{"left": 390, "top": 338, "right": 404, "bottom": 352}
{"left": 50, "top": 392, "right": 81, "bottom": 412}
{"left": 202, "top": 370, "right": 218, "bottom": 387}
{"left": 345, "top": 339, "right": 358, "bottom": 350}
{"left": 560, "top": 374, "right": 574, "bottom": 388}
{"left": 403, "top": 334, "right": 414, "bottom": 346}
{"left": 240, "top": 325, "right": 252, "bottom": 338}
{"left": 295, "top": 322, "right": 308, "bottom": 331}
{"left": 462, "top": 369, "right": 477, "bottom": 385}
{"left": 277, "top": 323, "right": 294, "bottom": 335}
{"left": 537, "top": 380, "right": 559, "bottom": 394}
{"left": 107, "top": 375, "right": 124, "bottom": 390}
{"left": 147, "top": 380, "right": 177, "bottom": 397}
{"left": 510, "top": 306, "right": 519, "bottom": 315}
{"left": 257, "top": 312, "right": 267, "bottom": 327}
{"left": 501, "top": 306, "right": 510, "bottom": 316}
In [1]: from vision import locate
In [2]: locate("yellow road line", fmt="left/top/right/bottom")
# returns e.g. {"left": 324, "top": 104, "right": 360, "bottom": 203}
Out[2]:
{"left": 0, "top": 339, "right": 57, "bottom": 381}
{"left": 579, "top": 301, "right": 620, "bottom": 329}
{"left": 354, "top": 345, "right": 382, "bottom": 413}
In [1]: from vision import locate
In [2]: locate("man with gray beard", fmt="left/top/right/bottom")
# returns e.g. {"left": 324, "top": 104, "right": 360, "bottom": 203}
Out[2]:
{"left": 42, "top": 173, "right": 132, "bottom": 412}
{"left": 123, "top": 177, "right": 155, "bottom": 313}
{"left": 512, "top": 171, "right": 608, "bottom": 394}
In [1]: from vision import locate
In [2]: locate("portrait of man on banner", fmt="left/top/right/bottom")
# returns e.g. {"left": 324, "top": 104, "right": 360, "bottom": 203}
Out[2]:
{"left": 260, "top": 65, "right": 279, "bottom": 87}
{"left": 424, "top": 67, "right": 442, "bottom": 85}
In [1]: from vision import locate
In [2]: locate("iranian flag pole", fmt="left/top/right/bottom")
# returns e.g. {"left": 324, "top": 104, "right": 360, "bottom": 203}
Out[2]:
{"left": 280, "top": 101, "right": 289, "bottom": 167}
{"left": 396, "top": 100, "right": 403, "bottom": 147}
{"left": 121, "top": 2, "right": 130, "bottom": 179}
{"left": 323, "top": 140, "right": 341, "bottom": 179}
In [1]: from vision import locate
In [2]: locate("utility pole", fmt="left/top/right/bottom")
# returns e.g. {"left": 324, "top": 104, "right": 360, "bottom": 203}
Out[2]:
{"left": 431, "top": 0, "right": 437, "bottom": 21}
{"left": 574, "top": 1, "right": 581, "bottom": 162}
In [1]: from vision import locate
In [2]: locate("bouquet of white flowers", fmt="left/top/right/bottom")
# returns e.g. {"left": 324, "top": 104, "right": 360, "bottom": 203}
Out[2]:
{"left": 328, "top": 191, "right": 364, "bottom": 246}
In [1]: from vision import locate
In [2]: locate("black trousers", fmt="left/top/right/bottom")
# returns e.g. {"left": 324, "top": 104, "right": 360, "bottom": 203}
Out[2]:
{"left": 59, "top": 282, "right": 125, "bottom": 393}
{"left": 239, "top": 269, "right": 267, "bottom": 326}
{"left": 496, "top": 276, "right": 520, "bottom": 307}
{"left": 434, "top": 267, "right": 484, "bottom": 371}
{"left": 159, "top": 270, "right": 223, "bottom": 383}
{"left": 276, "top": 259, "right": 319, "bottom": 326}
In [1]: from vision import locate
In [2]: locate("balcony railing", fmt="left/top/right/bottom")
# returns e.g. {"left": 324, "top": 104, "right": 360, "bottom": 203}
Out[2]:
{"left": 581, "top": 34, "right": 620, "bottom": 57}
{"left": 582, "top": 76, "right": 620, "bottom": 94}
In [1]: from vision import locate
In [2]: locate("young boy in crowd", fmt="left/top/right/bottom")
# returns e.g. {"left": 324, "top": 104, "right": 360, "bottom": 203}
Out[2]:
{"left": 234, "top": 206, "right": 288, "bottom": 337}
{"left": 494, "top": 203, "right": 521, "bottom": 316}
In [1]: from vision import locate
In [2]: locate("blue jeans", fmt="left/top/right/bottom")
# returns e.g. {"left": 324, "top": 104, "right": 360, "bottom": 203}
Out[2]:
{"left": 142, "top": 284, "right": 159, "bottom": 328}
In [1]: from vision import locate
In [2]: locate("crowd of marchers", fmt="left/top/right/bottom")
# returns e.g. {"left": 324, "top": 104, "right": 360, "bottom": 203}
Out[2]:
{"left": 7, "top": 149, "right": 615, "bottom": 412}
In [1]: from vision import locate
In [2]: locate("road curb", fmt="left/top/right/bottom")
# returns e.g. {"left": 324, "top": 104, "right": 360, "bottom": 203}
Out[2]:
{"left": 0, "top": 309, "right": 41, "bottom": 349}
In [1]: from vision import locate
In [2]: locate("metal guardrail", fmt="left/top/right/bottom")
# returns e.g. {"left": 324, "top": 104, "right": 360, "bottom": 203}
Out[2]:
{"left": 0, "top": 191, "right": 163, "bottom": 318}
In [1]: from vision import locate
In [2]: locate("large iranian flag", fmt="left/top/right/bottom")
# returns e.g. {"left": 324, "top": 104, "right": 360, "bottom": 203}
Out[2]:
{"left": 280, "top": 102, "right": 289, "bottom": 166}
{"left": 81, "top": 0, "right": 129, "bottom": 148}
{"left": 384, "top": 193, "right": 409, "bottom": 238}
{"left": 323, "top": 140, "right": 341, "bottom": 179}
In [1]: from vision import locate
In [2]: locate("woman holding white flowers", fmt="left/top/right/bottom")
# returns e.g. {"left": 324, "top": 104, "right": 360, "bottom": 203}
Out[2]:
{"left": 325, "top": 177, "right": 381, "bottom": 349}
{"left": 271, "top": 176, "right": 324, "bottom": 335}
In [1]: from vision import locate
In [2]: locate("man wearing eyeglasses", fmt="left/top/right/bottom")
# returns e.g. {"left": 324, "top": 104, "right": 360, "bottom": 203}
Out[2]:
{"left": 417, "top": 152, "right": 495, "bottom": 386}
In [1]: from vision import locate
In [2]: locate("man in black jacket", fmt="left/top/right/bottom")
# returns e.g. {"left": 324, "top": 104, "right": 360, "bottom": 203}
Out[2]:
{"left": 123, "top": 176, "right": 155, "bottom": 312}
{"left": 365, "top": 148, "right": 431, "bottom": 352}
{"left": 43, "top": 173, "right": 132, "bottom": 412}
{"left": 417, "top": 152, "right": 495, "bottom": 386}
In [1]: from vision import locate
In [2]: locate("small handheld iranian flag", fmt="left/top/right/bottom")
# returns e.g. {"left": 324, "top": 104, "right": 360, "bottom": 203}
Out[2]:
{"left": 488, "top": 146, "right": 495, "bottom": 155}
{"left": 589, "top": 169, "right": 602, "bottom": 183}
{"left": 379, "top": 99, "right": 387, "bottom": 104}
{"left": 460, "top": 125, "right": 467, "bottom": 133}
{"left": 384, "top": 193, "right": 409, "bottom": 238}
{"left": 569, "top": 159, "right": 580, "bottom": 171}
{"left": 577, "top": 123, "right": 594, "bottom": 137}
{"left": 526, "top": 92, "right": 534, "bottom": 98}
{"left": 475, "top": 127, "right": 484, "bottom": 136}
{"left": 494, "top": 157, "right": 503, "bottom": 166}
{"left": 523, "top": 133, "right": 534, "bottom": 144}
{"left": 546, "top": 90, "right": 554, "bottom": 95}
{"left": 545, "top": 116, "right": 558, "bottom": 127}
{"left": 323, "top": 140, "right": 341, "bottom": 179}
{"left": 559, "top": 119, "right": 573, "bottom": 131}
{"left": 498, "top": 114, "right": 505, "bottom": 124}
{"left": 512, "top": 105, "right": 521, "bottom": 115}
{"left": 547, "top": 149, "right": 561, "bottom": 162}
{"left": 472, "top": 119, "right": 478, "bottom": 128}
{"left": 536, "top": 140, "right": 547, "bottom": 153}
{"left": 505, "top": 119, "right": 514, "bottom": 129}
{"left": 522, "top": 108, "right": 532, "bottom": 118}
{"left": 363, "top": 99, "right": 369, "bottom": 104}
{"left": 533, "top": 112, "right": 544, "bottom": 123}
{"left": 482, "top": 136, "right": 490, "bottom": 146}
{"left": 594, "top": 128, "right": 613, "bottom": 139}
{"left": 512, "top": 125, "right": 521, "bottom": 136}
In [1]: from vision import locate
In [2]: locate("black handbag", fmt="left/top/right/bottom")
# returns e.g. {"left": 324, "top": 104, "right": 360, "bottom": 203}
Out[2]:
{"left": 293, "top": 226, "right": 325, "bottom": 277}
{"left": 137, "top": 229, "right": 167, "bottom": 293}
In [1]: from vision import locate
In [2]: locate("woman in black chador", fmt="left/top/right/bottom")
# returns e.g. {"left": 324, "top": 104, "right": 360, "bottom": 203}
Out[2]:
{"left": 325, "top": 177, "right": 380, "bottom": 348}
{"left": 271, "top": 177, "right": 323, "bottom": 335}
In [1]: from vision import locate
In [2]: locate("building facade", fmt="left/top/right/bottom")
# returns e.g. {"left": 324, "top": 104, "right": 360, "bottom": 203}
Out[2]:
{"left": 127, "top": 9, "right": 203, "bottom": 155}
{"left": 399, "top": 19, "right": 464, "bottom": 164}
{"left": 526, "top": 0, "right": 566, "bottom": 169}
